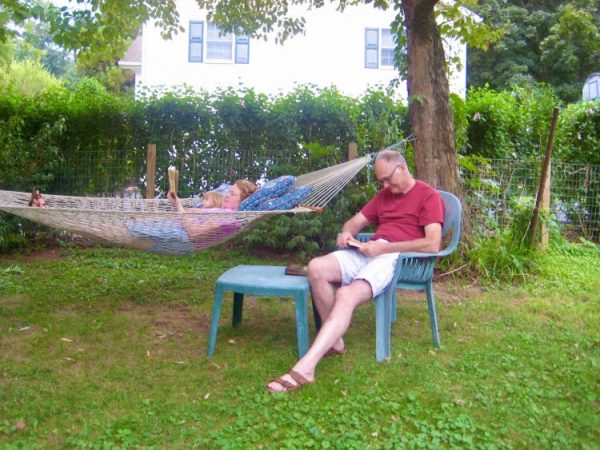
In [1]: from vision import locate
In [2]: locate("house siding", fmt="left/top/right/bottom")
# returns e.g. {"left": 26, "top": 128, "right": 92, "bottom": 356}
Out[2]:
{"left": 126, "top": 0, "right": 467, "bottom": 98}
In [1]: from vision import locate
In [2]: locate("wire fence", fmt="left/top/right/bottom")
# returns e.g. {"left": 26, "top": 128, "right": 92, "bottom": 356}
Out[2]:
{"left": 50, "top": 149, "right": 600, "bottom": 242}
{"left": 463, "top": 159, "right": 600, "bottom": 242}
{"left": 52, "top": 146, "right": 347, "bottom": 199}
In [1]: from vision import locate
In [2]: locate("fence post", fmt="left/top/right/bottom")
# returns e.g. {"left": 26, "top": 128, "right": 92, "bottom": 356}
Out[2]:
{"left": 146, "top": 143, "right": 157, "bottom": 199}
{"left": 540, "top": 159, "right": 551, "bottom": 250}
{"left": 348, "top": 142, "right": 357, "bottom": 161}
{"left": 530, "top": 107, "right": 560, "bottom": 248}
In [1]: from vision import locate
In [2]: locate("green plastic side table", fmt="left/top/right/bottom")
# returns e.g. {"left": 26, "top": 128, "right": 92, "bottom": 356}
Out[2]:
{"left": 207, "top": 265, "right": 311, "bottom": 358}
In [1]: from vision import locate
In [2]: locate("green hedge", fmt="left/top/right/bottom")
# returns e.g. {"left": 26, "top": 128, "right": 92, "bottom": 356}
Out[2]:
{"left": 0, "top": 81, "right": 407, "bottom": 252}
{"left": 455, "top": 84, "right": 600, "bottom": 165}
{"left": 1, "top": 79, "right": 598, "bottom": 253}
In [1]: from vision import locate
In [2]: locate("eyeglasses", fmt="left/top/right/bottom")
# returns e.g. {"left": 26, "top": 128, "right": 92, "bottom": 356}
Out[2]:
{"left": 377, "top": 164, "right": 400, "bottom": 184}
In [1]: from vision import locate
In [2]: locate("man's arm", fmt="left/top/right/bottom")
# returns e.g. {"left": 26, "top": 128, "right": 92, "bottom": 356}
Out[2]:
{"left": 358, "top": 222, "right": 442, "bottom": 257}
{"left": 336, "top": 212, "right": 371, "bottom": 248}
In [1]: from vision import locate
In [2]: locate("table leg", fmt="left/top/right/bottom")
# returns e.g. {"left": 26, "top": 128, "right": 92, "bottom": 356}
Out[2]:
{"left": 232, "top": 292, "right": 244, "bottom": 327}
{"left": 208, "top": 285, "right": 225, "bottom": 357}
{"left": 295, "top": 292, "right": 309, "bottom": 357}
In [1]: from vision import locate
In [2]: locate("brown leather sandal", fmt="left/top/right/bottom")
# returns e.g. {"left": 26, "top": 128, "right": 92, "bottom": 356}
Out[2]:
{"left": 266, "top": 369, "right": 314, "bottom": 393}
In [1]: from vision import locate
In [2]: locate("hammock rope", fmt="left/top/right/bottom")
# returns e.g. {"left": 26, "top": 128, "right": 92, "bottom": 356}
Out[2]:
{"left": 0, "top": 156, "right": 370, "bottom": 255}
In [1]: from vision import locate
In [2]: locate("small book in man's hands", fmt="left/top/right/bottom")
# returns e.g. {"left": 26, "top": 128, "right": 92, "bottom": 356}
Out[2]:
{"left": 285, "top": 263, "right": 309, "bottom": 276}
{"left": 347, "top": 238, "right": 364, "bottom": 249}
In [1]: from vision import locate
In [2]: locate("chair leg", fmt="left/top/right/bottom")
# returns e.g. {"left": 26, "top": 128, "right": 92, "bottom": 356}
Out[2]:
{"left": 391, "top": 289, "right": 398, "bottom": 323}
{"left": 232, "top": 292, "right": 244, "bottom": 327}
{"left": 294, "top": 292, "right": 310, "bottom": 358}
{"left": 375, "top": 293, "right": 392, "bottom": 362}
{"left": 425, "top": 282, "right": 441, "bottom": 347}
{"left": 208, "top": 286, "right": 225, "bottom": 357}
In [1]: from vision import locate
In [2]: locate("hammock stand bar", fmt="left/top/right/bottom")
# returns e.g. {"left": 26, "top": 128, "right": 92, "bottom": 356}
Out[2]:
{"left": 0, "top": 156, "right": 370, "bottom": 255}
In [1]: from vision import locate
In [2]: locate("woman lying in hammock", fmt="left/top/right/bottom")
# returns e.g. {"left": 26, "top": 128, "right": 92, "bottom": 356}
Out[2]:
{"left": 168, "top": 179, "right": 256, "bottom": 212}
{"left": 124, "top": 179, "right": 257, "bottom": 255}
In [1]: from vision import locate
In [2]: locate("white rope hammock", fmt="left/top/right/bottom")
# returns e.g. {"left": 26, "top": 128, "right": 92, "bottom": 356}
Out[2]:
{"left": 0, "top": 156, "right": 370, "bottom": 255}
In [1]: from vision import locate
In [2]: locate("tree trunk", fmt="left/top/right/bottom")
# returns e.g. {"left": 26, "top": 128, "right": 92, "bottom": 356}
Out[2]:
{"left": 402, "top": 0, "right": 470, "bottom": 241}
{"left": 402, "top": 0, "right": 462, "bottom": 194}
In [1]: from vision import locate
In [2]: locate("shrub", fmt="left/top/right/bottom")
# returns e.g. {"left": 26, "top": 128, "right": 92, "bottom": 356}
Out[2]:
{"left": 0, "top": 60, "right": 63, "bottom": 96}
{"left": 242, "top": 176, "right": 377, "bottom": 260}
{"left": 555, "top": 98, "right": 600, "bottom": 165}
{"left": 461, "top": 84, "right": 560, "bottom": 159}
{"left": 465, "top": 195, "right": 564, "bottom": 282}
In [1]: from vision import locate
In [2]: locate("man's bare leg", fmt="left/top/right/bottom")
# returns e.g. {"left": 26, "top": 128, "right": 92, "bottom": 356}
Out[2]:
{"left": 307, "top": 253, "right": 345, "bottom": 352}
{"left": 266, "top": 279, "right": 373, "bottom": 392}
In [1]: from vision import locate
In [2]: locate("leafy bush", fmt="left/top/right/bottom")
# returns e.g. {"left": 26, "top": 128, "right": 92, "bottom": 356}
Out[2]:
{"left": 0, "top": 79, "right": 596, "bottom": 259}
{"left": 460, "top": 85, "right": 560, "bottom": 159}
{"left": 242, "top": 182, "right": 376, "bottom": 260}
{"left": 555, "top": 98, "right": 600, "bottom": 165}
{"left": 0, "top": 60, "right": 63, "bottom": 96}
{"left": 0, "top": 83, "right": 405, "bottom": 252}
{"left": 465, "top": 195, "right": 565, "bottom": 282}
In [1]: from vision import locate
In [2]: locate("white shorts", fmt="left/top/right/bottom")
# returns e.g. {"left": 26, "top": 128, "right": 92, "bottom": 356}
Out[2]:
{"left": 332, "top": 240, "right": 400, "bottom": 297}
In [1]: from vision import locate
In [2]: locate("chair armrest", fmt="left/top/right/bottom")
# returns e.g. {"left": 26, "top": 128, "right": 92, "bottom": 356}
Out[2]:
{"left": 396, "top": 251, "right": 440, "bottom": 259}
{"left": 355, "top": 233, "right": 373, "bottom": 242}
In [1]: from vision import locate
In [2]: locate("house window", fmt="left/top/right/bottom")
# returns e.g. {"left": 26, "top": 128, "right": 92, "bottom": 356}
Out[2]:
{"left": 190, "top": 20, "right": 250, "bottom": 64}
{"left": 189, "top": 21, "right": 204, "bottom": 62}
{"left": 365, "top": 27, "right": 395, "bottom": 69}
{"left": 380, "top": 28, "right": 394, "bottom": 67}
{"left": 207, "top": 21, "right": 234, "bottom": 61}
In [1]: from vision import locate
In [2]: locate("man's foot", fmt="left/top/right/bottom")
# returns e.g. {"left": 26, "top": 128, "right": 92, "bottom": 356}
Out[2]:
{"left": 266, "top": 370, "right": 314, "bottom": 393}
{"left": 324, "top": 345, "right": 346, "bottom": 357}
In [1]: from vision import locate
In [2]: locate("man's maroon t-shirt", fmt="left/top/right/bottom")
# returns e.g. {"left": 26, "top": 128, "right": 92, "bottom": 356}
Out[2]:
{"left": 360, "top": 180, "right": 445, "bottom": 242}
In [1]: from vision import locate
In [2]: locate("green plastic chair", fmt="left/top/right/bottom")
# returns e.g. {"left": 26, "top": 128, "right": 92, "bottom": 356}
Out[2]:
{"left": 356, "top": 190, "right": 462, "bottom": 361}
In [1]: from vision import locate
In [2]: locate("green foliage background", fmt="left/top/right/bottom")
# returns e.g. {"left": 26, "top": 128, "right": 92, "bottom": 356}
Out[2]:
{"left": 469, "top": 0, "right": 600, "bottom": 103}
{"left": 0, "top": 78, "right": 598, "bottom": 258}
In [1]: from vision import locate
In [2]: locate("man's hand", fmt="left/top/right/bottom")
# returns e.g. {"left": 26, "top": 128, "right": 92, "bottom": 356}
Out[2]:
{"left": 336, "top": 231, "right": 355, "bottom": 248}
{"left": 356, "top": 240, "right": 389, "bottom": 257}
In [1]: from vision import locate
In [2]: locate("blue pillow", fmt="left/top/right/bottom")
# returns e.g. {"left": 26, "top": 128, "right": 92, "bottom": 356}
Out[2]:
{"left": 238, "top": 175, "right": 295, "bottom": 211}
{"left": 252, "top": 186, "right": 313, "bottom": 211}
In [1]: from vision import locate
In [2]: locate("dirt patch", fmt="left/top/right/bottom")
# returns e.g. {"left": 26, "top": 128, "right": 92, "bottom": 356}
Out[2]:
{"left": 397, "top": 280, "right": 484, "bottom": 305}
{"left": 115, "top": 302, "right": 210, "bottom": 337}
{"left": 150, "top": 304, "right": 210, "bottom": 335}
{"left": 0, "top": 243, "right": 68, "bottom": 264}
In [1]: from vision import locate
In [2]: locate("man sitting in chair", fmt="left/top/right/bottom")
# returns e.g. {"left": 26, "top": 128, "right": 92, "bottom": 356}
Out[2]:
{"left": 266, "top": 149, "right": 445, "bottom": 393}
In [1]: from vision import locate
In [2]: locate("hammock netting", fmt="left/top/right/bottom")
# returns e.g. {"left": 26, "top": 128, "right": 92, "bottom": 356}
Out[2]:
{"left": 0, "top": 156, "right": 369, "bottom": 255}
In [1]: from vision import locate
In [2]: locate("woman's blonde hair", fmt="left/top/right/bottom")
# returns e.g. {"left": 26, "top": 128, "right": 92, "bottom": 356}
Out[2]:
{"left": 202, "top": 191, "right": 225, "bottom": 208}
{"left": 234, "top": 179, "right": 257, "bottom": 201}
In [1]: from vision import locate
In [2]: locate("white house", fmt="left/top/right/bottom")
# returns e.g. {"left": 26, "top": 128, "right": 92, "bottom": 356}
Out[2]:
{"left": 120, "top": 0, "right": 468, "bottom": 99}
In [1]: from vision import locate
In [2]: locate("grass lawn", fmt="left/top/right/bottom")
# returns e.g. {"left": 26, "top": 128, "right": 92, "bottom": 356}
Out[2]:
{"left": 0, "top": 243, "right": 599, "bottom": 449}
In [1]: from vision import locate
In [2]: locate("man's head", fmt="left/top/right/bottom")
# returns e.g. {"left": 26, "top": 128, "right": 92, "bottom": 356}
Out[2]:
{"left": 374, "top": 150, "right": 414, "bottom": 194}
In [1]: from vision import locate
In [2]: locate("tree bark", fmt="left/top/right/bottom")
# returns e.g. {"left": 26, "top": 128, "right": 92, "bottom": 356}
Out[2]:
{"left": 402, "top": 0, "right": 462, "bottom": 195}
{"left": 402, "top": 0, "right": 470, "bottom": 242}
